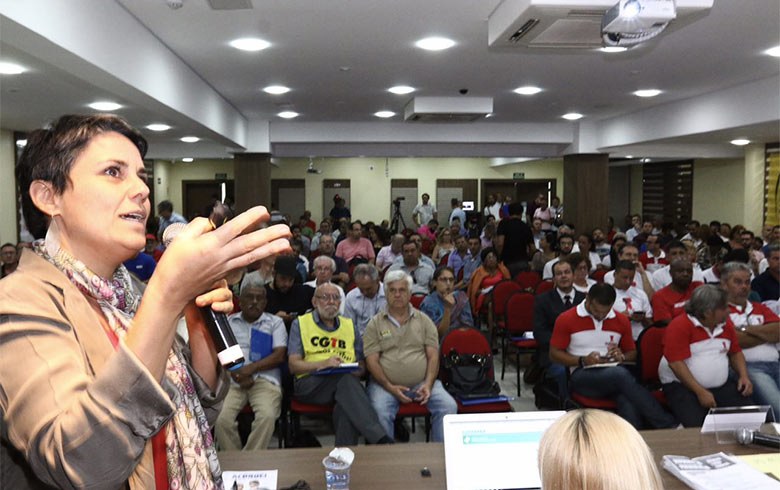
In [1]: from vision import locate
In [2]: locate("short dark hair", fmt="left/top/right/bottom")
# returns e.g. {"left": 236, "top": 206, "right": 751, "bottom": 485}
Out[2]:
{"left": 588, "top": 283, "right": 617, "bottom": 306}
{"left": 433, "top": 265, "right": 455, "bottom": 281}
{"left": 552, "top": 259, "right": 571, "bottom": 276}
{"left": 614, "top": 260, "right": 636, "bottom": 273}
{"left": 481, "top": 247, "right": 497, "bottom": 262}
{"left": 157, "top": 200, "right": 174, "bottom": 213}
{"left": 508, "top": 201, "right": 524, "bottom": 216}
{"left": 17, "top": 114, "right": 147, "bottom": 239}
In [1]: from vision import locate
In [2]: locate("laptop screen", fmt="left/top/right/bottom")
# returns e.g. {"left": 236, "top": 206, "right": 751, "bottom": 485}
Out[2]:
{"left": 443, "top": 411, "right": 566, "bottom": 490}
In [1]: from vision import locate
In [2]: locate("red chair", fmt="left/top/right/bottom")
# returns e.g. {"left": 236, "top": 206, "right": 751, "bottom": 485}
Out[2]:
{"left": 636, "top": 325, "right": 668, "bottom": 406}
{"left": 534, "top": 279, "right": 555, "bottom": 295}
{"left": 440, "top": 327, "right": 512, "bottom": 413}
{"left": 590, "top": 269, "right": 608, "bottom": 284}
{"left": 501, "top": 292, "right": 538, "bottom": 396}
{"left": 396, "top": 402, "right": 431, "bottom": 441}
{"left": 489, "top": 280, "right": 522, "bottom": 346}
{"left": 287, "top": 398, "right": 334, "bottom": 447}
{"left": 410, "top": 293, "right": 427, "bottom": 309}
{"left": 514, "top": 271, "right": 541, "bottom": 293}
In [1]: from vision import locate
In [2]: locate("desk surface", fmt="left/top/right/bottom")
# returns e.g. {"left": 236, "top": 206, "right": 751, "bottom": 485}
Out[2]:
{"left": 218, "top": 428, "right": 774, "bottom": 489}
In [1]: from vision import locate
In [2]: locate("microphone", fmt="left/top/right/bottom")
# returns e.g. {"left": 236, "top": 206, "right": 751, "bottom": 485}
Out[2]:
{"left": 162, "top": 207, "right": 245, "bottom": 371}
{"left": 735, "top": 428, "right": 780, "bottom": 449}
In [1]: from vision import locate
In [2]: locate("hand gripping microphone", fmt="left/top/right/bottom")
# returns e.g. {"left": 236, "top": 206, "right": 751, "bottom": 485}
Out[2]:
{"left": 735, "top": 428, "right": 780, "bottom": 449}
{"left": 162, "top": 203, "right": 244, "bottom": 371}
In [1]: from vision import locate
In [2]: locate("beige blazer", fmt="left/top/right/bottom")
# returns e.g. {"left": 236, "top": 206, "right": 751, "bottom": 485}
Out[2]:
{"left": 0, "top": 250, "right": 227, "bottom": 489}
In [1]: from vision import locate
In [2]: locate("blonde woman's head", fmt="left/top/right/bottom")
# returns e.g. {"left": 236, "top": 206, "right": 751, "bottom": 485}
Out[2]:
{"left": 538, "top": 409, "right": 663, "bottom": 490}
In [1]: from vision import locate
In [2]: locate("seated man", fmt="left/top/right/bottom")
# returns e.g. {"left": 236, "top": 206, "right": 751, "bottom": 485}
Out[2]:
{"left": 215, "top": 283, "right": 286, "bottom": 450}
{"left": 417, "top": 219, "right": 439, "bottom": 242}
{"left": 304, "top": 255, "right": 346, "bottom": 315}
{"left": 722, "top": 262, "right": 780, "bottom": 418}
{"left": 343, "top": 264, "right": 387, "bottom": 337}
{"left": 287, "top": 283, "right": 393, "bottom": 445}
{"left": 611, "top": 260, "right": 653, "bottom": 340}
{"left": 603, "top": 243, "right": 655, "bottom": 299}
{"left": 387, "top": 240, "right": 435, "bottom": 295}
{"left": 265, "top": 255, "right": 315, "bottom": 330}
{"left": 335, "top": 221, "right": 376, "bottom": 265}
{"left": 363, "top": 270, "right": 458, "bottom": 442}
{"left": 457, "top": 236, "right": 482, "bottom": 290}
{"left": 751, "top": 243, "right": 779, "bottom": 302}
{"left": 542, "top": 234, "right": 574, "bottom": 280}
{"left": 639, "top": 233, "right": 667, "bottom": 274}
{"left": 376, "top": 233, "right": 405, "bottom": 271}
{"left": 659, "top": 285, "right": 754, "bottom": 427}
{"left": 393, "top": 233, "right": 436, "bottom": 269}
{"left": 309, "top": 234, "right": 350, "bottom": 286}
{"left": 550, "top": 284, "right": 677, "bottom": 430}
{"left": 651, "top": 259, "right": 703, "bottom": 326}
{"left": 446, "top": 235, "right": 470, "bottom": 279}
{"left": 651, "top": 240, "right": 705, "bottom": 290}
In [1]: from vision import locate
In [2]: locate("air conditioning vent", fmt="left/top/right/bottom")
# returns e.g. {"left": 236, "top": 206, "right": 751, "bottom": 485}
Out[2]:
{"left": 404, "top": 97, "right": 493, "bottom": 123}
{"left": 207, "top": 0, "right": 253, "bottom": 10}
{"left": 509, "top": 18, "right": 540, "bottom": 43}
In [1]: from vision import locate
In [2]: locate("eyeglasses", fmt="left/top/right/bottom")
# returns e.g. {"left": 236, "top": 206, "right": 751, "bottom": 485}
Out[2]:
{"left": 315, "top": 294, "right": 341, "bottom": 303}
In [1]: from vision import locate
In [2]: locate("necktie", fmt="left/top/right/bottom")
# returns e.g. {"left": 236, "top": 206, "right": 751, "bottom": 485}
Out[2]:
{"left": 564, "top": 295, "right": 572, "bottom": 308}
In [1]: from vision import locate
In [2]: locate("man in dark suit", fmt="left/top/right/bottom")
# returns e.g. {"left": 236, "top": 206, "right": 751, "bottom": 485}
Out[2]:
{"left": 533, "top": 259, "right": 586, "bottom": 400}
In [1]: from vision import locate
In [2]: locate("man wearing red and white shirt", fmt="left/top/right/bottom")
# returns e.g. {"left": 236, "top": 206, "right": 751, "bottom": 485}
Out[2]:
{"left": 550, "top": 283, "right": 677, "bottom": 429}
{"left": 651, "top": 259, "right": 702, "bottom": 325}
{"left": 659, "top": 285, "right": 754, "bottom": 427}
{"left": 639, "top": 234, "right": 667, "bottom": 274}
{"left": 611, "top": 260, "right": 653, "bottom": 340}
{"left": 721, "top": 262, "right": 780, "bottom": 419}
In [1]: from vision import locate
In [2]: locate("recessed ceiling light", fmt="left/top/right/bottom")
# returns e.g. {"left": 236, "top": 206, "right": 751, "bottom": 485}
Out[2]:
{"left": 765, "top": 46, "right": 780, "bottom": 57}
{"left": 182, "top": 157, "right": 194, "bottom": 163}
{"left": 263, "top": 85, "right": 290, "bottom": 95}
{"left": 0, "top": 62, "right": 25, "bottom": 75}
{"left": 277, "top": 111, "right": 299, "bottom": 119}
{"left": 229, "top": 38, "right": 271, "bottom": 52}
{"left": 600, "top": 46, "right": 628, "bottom": 53}
{"left": 388, "top": 86, "right": 415, "bottom": 95}
{"left": 374, "top": 111, "right": 395, "bottom": 118}
{"left": 180, "top": 136, "right": 200, "bottom": 143}
{"left": 146, "top": 123, "right": 171, "bottom": 131}
{"left": 633, "top": 89, "right": 662, "bottom": 98}
{"left": 562, "top": 113, "right": 584, "bottom": 121}
{"left": 16, "top": 139, "right": 27, "bottom": 148}
{"left": 89, "top": 101, "right": 122, "bottom": 111}
{"left": 513, "top": 86, "right": 542, "bottom": 95}
{"left": 415, "top": 37, "right": 455, "bottom": 51}
{"left": 625, "top": 155, "right": 634, "bottom": 159}
{"left": 730, "top": 139, "right": 751, "bottom": 146}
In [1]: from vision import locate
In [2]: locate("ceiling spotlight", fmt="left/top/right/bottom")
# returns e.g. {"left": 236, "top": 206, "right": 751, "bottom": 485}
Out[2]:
{"left": 0, "top": 62, "right": 25, "bottom": 75}
{"left": 641, "top": 158, "right": 652, "bottom": 163}
{"left": 16, "top": 139, "right": 27, "bottom": 148}
{"left": 89, "top": 101, "right": 122, "bottom": 111}
{"left": 621, "top": 0, "right": 641, "bottom": 18}
{"left": 415, "top": 37, "right": 455, "bottom": 51}
{"left": 388, "top": 86, "right": 415, "bottom": 95}
{"left": 180, "top": 136, "right": 200, "bottom": 143}
{"left": 146, "top": 123, "right": 171, "bottom": 131}
{"left": 263, "top": 85, "right": 290, "bottom": 95}
{"left": 374, "top": 111, "right": 395, "bottom": 118}
{"left": 562, "top": 113, "right": 584, "bottom": 121}
{"left": 765, "top": 46, "right": 780, "bottom": 57}
{"left": 633, "top": 89, "right": 662, "bottom": 97}
{"left": 625, "top": 155, "right": 634, "bottom": 159}
{"left": 600, "top": 46, "right": 628, "bottom": 53}
{"left": 277, "top": 111, "right": 299, "bottom": 119}
{"left": 182, "top": 157, "right": 194, "bottom": 163}
{"left": 513, "top": 86, "right": 542, "bottom": 95}
{"left": 229, "top": 38, "right": 271, "bottom": 52}
{"left": 730, "top": 139, "right": 750, "bottom": 146}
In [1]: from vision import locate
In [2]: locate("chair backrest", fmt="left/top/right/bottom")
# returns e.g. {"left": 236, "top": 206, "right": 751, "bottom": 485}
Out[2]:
{"left": 636, "top": 326, "right": 666, "bottom": 385}
{"left": 491, "top": 280, "right": 522, "bottom": 317}
{"left": 410, "top": 293, "right": 427, "bottom": 309}
{"left": 440, "top": 327, "right": 495, "bottom": 380}
{"left": 504, "top": 291, "right": 535, "bottom": 335}
{"left": 534, "top": 279, "right": 555, "bottom": 295}
{"left": 590, "top": 269, "right": 608, "bottom": 283}
{"left": 514, "top": 271, "right": 541, "bottom": 292}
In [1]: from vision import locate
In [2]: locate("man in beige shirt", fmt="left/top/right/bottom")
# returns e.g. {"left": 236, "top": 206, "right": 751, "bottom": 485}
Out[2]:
{"left": 363, "top": 270, "right": 457, "bottom": 442}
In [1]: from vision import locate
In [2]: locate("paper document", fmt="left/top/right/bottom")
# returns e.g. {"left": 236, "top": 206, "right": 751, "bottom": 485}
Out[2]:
{"left": 222, "top": 470, "right": 278, "bottom": 490}
{"left": 662, "top": 452, "right": 780, "bottom": 490}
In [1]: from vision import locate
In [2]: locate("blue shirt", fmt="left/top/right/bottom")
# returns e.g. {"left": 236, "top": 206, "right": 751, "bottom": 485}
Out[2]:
{"left": 122, "top": 252, "right": 156, "bottom": 282}
{"left": 343, "top": 283, "right": 386, "bottom": 337}
{"left": 461, "top": 252, "right": 482, "bottom": 285}
{"left": 158, "top": 212, "right": 187, "bottom": 240}
{"left": 228, "top": 311, "right": 288, "bottom": 386}
{"left": 420, "top": 290, "right": 474, "bottom": 333}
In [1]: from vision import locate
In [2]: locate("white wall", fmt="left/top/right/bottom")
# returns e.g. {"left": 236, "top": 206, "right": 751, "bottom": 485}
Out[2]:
{"left": 153, "top": 159, "right": 234, "bottom": 214}
{"left": 692, "top": 158, "right": 746, "bottom": 226}
{"left": 0, "top": 130, "right": 17, "bottom": 243}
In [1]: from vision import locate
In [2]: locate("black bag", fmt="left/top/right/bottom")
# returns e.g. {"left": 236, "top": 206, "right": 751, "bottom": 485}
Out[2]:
{"left": 442, "top": 349, "right": 500, "bottom": 399}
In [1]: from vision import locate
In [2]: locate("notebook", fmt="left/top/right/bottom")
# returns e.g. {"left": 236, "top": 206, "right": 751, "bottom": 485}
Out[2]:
{"left": 443, "top": 411, "right": 565, "bottom": 490}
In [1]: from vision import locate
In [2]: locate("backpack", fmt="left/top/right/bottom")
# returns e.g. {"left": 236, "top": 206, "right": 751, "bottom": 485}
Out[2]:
{"left": 442, "top": 349, "right": 501, "bottom": 399}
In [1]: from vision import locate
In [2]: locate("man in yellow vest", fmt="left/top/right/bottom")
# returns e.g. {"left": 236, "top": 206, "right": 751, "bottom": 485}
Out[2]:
{"left": 288, "top": 283, "right": 393, "bottom": 445}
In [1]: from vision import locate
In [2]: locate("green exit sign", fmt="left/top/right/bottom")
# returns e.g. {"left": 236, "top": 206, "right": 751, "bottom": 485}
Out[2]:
{"left": 513, "top": 172, "right": 525, "bottom": 180}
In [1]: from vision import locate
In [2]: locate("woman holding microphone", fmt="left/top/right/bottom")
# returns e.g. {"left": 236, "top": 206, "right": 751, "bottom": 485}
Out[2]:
{"left": 0, "top": 114, "right": 290, "bottom": 489}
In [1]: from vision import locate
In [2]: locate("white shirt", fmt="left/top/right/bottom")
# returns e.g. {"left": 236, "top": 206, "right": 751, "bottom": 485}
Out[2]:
{"left": 658, "top": 315, "right": 731, "bottom": 388}
{"left": 651, "top": 263, "right": 705, "bottom": 291}
{"left": 729, "top": 302, "right": 779, "bottom": 363}
{"left": 604, "top": 269, "right": 644, "bottom": 289}
{"left": 412, "top": 203, "right": 437, "bottom": 225}
{"left": 613, "top": 286, "right": 653, "bottom": 340}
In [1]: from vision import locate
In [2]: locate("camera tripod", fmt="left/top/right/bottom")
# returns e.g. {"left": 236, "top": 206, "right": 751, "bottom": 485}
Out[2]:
{"left": 390, "top": 201, "right": 407, "bottom": 234}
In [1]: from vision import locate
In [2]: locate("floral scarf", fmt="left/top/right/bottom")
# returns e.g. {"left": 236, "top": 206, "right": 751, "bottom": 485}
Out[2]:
{"left": 35, "top": 226, "right": 223, "bottom": 490}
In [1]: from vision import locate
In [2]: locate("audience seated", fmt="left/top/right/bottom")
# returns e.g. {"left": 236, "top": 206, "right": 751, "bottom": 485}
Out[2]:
{"left": 335, "top": 221, "right": 375, "bottom": 265}
{"left": 659, "top": 285, "right": 754, "bottom": 427}
{"left": 610, "top": 261, "right": 653, "bottom": 340}
{"left": 542, "top": 234, "right": 574, "bottom": 280}
{"left": 376, "top": 233, "right": 405, "bottom": 271}
{"left": 363, "top": 270, "right": 458, "bottom": 442}
{"left": 531, "top": 232, "right": 557, "bottom": 274}
{"left": 567, "top": 253, "right": 596, "bottom": 294}
{"left": 386, "top": 240, "right": 434, "bottom": 295}
{"left": 466, "top": 247, "right": 510, "bottom": 313}
{"left": 265, "top": 255, "right": 315, "bottom": 330}
{"left": 420, "top": 266, "right": 474, "bottom": 338}
{"left": 445, "top": 235, "right": 469, "bottom": 279}
{"left": 752, "top": 244, "right": 779, "bottom": 301}
{"left": 417, "top": 218, "right": 439, "bottom": 242}
{"left": 304, "top": 255, "right": 346, "bottom": 315}
{"left": 431, "top": 228, "right": 456, "bottom": 264}
{"left": 639, "top": 233, "right": 668, "bottom": 274}
{"left": 395, "top": 233, "right": 436, "bottom": 269}
{"left": 651, "top": 259, "right": 702, "bottom": 326}
{"left": 287, "top": 283, "right": 393, "bottom": 445}
{"left": 592, "top": 227, "right": 611, "bottom": 261}
{"left": 650, "top": 240, "right": 705, "bottom": 291}
{"left": 343, "top": 264, "right": 387, "bottom": 337}
{"left": 456, "top": 236, "right": 482, "bottom": 290}
{"left": 310, "top": 219, "right": 332, "bottom": 251}
{"left": 576, "top": 233, "right": 601, "bottom": 273}
{"left": 309, "top": 234, "right": 350, "bottom": 286}
{"left": 603, "top": 243, "right": 654, "bottom": 299}
{"left": 215, "top": 283, "right": 286, "bottom": 450}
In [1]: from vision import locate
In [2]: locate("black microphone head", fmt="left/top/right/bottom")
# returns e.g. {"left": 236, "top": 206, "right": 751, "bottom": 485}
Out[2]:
{"left": 735, "top": 427, "right": 752, "bottom": 445}
{"left": 162, "top": 222, "right": 187, "bottom": 249}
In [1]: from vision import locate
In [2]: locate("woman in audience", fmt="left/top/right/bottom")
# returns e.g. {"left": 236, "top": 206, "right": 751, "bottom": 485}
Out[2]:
{"left": 531, "top": 232, "right": 557, "bottom": 273}
{"left": 368, "top": 225, "right": 387, "bottom": 257}
{"left": 0, "top": 114, "right": 290, "bottom": 489}
{"left": 432, "top": 227, "right": 456, "bottom": 265}
{"left": 567, "top": 252, "right": 596, "bottom": 293}
{"left": 601, "top": 233, "right": 627, "bottom": 270}
{"left": 467, "top": 247, "right": 510, "bottom": 313}
{"left": 421, "top": 266, "right": 474, "bottom": 337}
{"left": 538, "top": 409, "right": 664, "bottom": 490}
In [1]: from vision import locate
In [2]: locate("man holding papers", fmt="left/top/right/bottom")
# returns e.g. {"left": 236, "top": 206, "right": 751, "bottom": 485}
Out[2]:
{"left": 550, "top": 283, "right": 678, "bottom": 429}
{"left": 288, "top": 283, "right": 392, "bottom": 445}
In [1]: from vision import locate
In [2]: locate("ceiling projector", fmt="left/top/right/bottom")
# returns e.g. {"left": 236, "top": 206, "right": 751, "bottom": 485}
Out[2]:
{"left": 602, "top": 0, "right": 677, "bottom": 45}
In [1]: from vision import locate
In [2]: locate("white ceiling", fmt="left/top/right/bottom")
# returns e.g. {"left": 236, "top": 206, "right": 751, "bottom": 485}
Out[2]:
{"left": 0, "top": 0, "right": 778, "bottom": 160}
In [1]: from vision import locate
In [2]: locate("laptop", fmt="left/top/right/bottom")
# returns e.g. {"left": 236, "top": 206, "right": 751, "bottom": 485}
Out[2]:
{"left": 443, "top": 411, "right": 566, "bottom": 490}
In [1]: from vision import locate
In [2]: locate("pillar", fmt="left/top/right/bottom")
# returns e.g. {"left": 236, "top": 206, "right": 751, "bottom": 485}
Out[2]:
{"left": 563, "top": 153, "right": 609, "bottom": 233}
{"left": 233, "top": 153, "right": 272, "bottom": 214}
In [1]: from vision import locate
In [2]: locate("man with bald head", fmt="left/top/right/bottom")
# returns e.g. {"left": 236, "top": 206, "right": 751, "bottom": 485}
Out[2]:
{"left": 651, "top": 259, "right": 703, "bottom": 325}
{"left": 287, "top": 283, "right": 392, "bottom": 445}
{"left": 376, "top": 233, "right": 405, "bottom": 271}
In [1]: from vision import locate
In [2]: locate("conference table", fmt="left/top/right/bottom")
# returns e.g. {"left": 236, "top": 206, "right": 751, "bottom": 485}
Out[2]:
{"left": 219, "top": 428, "right": 776, "bottom": 489}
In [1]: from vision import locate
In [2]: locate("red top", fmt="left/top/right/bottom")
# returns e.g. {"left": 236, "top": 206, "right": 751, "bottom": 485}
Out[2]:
{"left": 651, "top": 281, "right": 703, "bottom": 322}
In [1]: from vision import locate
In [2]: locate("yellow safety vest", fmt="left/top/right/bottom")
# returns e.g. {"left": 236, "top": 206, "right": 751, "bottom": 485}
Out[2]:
{"left": 298, "top": 313, "right": 356, "bottom": 378}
